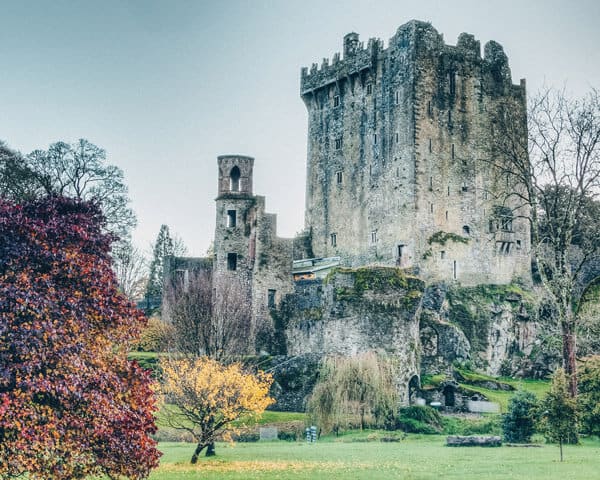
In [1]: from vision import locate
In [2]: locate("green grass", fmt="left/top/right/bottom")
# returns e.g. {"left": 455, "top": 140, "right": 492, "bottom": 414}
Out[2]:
{"left": 157, "top": 406, "right": 305, "bottom": 429}
{"left": 149, "top": 436, "right": 600, "bottom": 479}
{"left": 128, "top": 351, "right": 160, "bottom": 360}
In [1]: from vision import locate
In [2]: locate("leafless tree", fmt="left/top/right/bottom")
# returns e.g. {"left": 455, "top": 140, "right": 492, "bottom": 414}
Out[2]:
{"left": 163, "top": 269, "right": 251, "bottom": 360}
{"left": 491, "top": 86, "right": 600, "bottom": 396}
{"left": 111, "top": 240, "right": 148, "bottom": 301}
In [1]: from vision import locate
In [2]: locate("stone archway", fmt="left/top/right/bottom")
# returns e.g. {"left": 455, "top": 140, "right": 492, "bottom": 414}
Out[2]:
{"left": 442, "top": 384, "right": 456, "bottom": 407}
{"left": 408, "top": 375, "right": 421, "bottom": 404}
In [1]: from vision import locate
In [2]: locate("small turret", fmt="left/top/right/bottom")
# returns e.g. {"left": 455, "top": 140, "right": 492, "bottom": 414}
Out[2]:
{"left": 217, "top": 155, "right": 254, "bottom": 197}
{"left": 344, "top": 32, "right": 360, "bottom": 57}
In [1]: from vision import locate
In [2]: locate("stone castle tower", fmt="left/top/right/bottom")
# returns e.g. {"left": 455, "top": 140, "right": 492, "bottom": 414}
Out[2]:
{"left": 167, "top": 21, "right": 533, "bottom": 375}
{"left": 213, "top": 155, "right": 296, "bottom": 349}
{"left": 301, "top": 20, "right": 530, "bottom": 285}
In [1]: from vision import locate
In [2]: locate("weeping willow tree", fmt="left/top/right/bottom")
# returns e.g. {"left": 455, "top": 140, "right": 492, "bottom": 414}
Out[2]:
{"left": 306, "top": 352, "right": 399, "bottom": 434}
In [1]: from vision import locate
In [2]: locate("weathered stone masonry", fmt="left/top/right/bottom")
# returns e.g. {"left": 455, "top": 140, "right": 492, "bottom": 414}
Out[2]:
{"left": 301, "top": 20, "right": 530, "bottom": 286}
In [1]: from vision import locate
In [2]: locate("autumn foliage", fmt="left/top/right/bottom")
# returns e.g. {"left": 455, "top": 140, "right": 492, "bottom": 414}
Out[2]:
{"left": 0, "top": 197, "right": 160, "bottom": 479}
{"left": 159, "top": 357, "right": 274, "bottom": 463}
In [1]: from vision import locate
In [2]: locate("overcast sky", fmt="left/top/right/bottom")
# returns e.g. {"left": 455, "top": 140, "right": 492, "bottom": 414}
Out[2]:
{"left": 1, "top": 0, "right": 599, "bottom": 256}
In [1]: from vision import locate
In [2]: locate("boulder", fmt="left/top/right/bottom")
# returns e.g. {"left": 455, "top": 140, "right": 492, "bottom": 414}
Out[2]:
{"left": 446, "top": 435, "right": 502, "bottom": 447}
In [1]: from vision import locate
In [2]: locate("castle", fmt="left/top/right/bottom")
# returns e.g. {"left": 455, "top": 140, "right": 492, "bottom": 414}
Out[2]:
{"left": 167, "top": 21, "right": 537, "bottom": 406}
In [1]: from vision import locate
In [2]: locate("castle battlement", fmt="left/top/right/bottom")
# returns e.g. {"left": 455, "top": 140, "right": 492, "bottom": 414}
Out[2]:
{"left": 301, "top": 20, "right": 524, "bottom": 99}
{"left": 301, "top": 35, "right": 383, "bottom": 95}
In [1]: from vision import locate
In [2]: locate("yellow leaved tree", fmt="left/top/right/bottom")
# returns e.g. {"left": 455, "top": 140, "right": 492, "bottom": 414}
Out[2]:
{"left": 159, "top": 357, "right": 274, "bottom": 463}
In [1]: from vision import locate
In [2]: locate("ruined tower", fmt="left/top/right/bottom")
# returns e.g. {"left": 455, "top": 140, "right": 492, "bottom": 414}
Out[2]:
{"left": 214, "top": 154, "right": 255, "bottom": 287}
{"left": 213, "top": 155, "right": 295, "bottom": 352}
{"left": 301, "top": 20, "right": 530, "bottom": 285}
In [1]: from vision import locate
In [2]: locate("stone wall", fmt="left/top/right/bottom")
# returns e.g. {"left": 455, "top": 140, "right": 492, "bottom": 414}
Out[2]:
{"left": 278, "top": 267, "right": 425, "bottom": 404}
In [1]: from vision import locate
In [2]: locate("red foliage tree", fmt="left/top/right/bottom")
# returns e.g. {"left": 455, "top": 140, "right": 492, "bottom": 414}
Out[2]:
{"left": 0, "top": 196, "right": 160, "bottom": 479}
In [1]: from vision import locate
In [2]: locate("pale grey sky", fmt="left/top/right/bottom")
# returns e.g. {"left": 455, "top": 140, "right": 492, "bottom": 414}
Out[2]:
{"left": 1, "top": 0, "right": 598, "bottom": 256}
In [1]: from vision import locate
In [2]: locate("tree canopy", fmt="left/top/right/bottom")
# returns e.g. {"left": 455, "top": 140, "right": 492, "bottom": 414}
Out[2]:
{"left": 159, "top": 356, "right": 273, "bottom": 463}
{"left": 145, "top": 224, "right": 186, "bottom": 305}
{"left": 0, "top": 138, "right": 136, "bottom": 239}
{"left": 0, "top": 196, "right": 160, "bottom": 479}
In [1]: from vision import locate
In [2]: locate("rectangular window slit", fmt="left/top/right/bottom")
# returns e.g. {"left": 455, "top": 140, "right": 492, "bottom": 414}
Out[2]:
{"left": 227, "top": 253, "right": 237, "bottom": 271}
{"left": 267, "top": 289, "right": 276, "bottom": 308}
{"left": 330, "top": 232, "right": 337, "bottom": 247}
{"left": 227, "top": 210, "right": 237, "bottom": 228}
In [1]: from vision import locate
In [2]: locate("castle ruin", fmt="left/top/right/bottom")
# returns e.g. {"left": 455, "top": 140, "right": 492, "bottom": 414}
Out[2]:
{"left": 167, "top": 20, "right": 538, "bottom": 406}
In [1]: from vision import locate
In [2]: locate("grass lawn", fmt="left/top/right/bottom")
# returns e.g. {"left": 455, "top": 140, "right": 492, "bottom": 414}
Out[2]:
{"left": 149, "top": 435, "right": 600, "bottom": 480}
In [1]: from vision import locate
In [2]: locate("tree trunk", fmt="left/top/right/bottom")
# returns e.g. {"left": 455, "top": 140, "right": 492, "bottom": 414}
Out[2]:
{"left": 205, "top": 442, "right": 216, "bottom": 457}
{"left": 561, "top": 316, "right": 578, "bottom": 397}
{"left": 190, "top": 443, "right": 206, "bottom": 464}
{"left": 559, "top": 436, "right": 563, "bottom": 462}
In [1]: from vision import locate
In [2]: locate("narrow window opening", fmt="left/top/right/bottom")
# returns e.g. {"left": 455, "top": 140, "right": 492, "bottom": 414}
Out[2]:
{"left": 333, "top": 95, "right": 340, "bottom": 107}
{"left": 395, "top": 132, "right": 399, "bottom": 143}
{"left": 227, "top": 253, "right": 237, "bottom": 271}
{"left": 430, "top": 203, "right": 434, "bottom": 214}
{"left": 449, "top": 72, "right": 456, "bottom": 96}
{"left": 427, "top": 101, "right": 432, "bottom": 116}
{"left": 441, "top": 250, "right": 446, "bottom": 259}
{"left": 429, "top": 176, "right": 433, "bottom": 190}
{"left": 462, "top": 225, "right": 471, "bottom": 236}
{"left": 371, "top": 230, "right": 378, "bottom": 244}
{"left": 336, "top": 171, "right": 343, "bottom": 184}
{"left": 428, "top": 138, "right": 432, "bottom": 153}
{"left": 462, "top": 182, "right": 468, "bottom": 192}
{"left": 267, "top": 289, "right": 276, "bottom": 308}
{"left": 226, "top": 210, "right": 237, "bottom": 228}
{"left": 447, "top": 186, "right": 450, "bottom": 196}
{"left": 448, "top": 110, "right": 452, "bottom": 125}
{"left": 453, "top": 260, "right": 457, "bottom": 280}
{"left": 451, "top": 143, "right": 455, "bottom": 159}
{"left": 335, "top": 137, "right": 342, "bottom": 150}
{"left": 374, "top": 133, "right": 377, "bottom": 145}
{"left": 230, "top": 166, "right": 241, "bottom": 192}
{"left": 330, "top": 232, "right": 337, "bottom": 247}
{"left": 395, "top": 91, "right": 399, "bottom": 104}
{"left": 366, "top": 83, "right": 373, "bottom": 95}
{"left": 445, "top": 210, "right": 448, "bottom": 221}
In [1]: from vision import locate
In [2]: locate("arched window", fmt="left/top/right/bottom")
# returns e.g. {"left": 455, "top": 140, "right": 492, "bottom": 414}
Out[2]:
{"left": 462, "top": 225, "right": 470, "bottom": 236}
{"left": 230, "top": 166, "right": 241, "bottom": 192}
